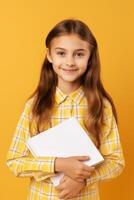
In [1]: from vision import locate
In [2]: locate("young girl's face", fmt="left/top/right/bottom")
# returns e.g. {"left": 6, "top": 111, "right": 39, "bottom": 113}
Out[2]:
{"left": 47, "top": 34, "right": 91, "bottom": 88}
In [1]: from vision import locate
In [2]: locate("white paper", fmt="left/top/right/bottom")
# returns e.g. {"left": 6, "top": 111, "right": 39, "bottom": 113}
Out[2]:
{"left": 26, "top": 117, "right": 104, "bottom": 186}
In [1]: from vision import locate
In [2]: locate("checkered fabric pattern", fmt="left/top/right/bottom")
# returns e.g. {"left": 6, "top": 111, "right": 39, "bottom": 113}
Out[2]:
{"left": 6, "top": 85, "right": 125, "bottom": 199}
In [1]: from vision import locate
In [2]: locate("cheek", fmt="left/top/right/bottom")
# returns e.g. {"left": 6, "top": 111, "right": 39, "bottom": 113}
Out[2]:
{"left": 78, "top": 60, "right": 89, "bottom": 71}
{"left": 52, "top": 59, "right": 62, "bottom": 68}
{"left": 52, "top": 61, "right": 62, "bottom": 73}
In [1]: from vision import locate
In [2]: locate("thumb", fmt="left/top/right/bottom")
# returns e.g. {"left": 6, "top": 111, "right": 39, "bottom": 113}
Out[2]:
{"left": 75, "top": 156, "right": 90, "bottom": 161}
{"left": 59, "top": 176, "right": 66, "bottom": 184}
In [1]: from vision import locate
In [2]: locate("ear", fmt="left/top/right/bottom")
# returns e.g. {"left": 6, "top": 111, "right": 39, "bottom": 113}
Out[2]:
{"left": 46, "top": 48, "right": 52, "bottom": 63}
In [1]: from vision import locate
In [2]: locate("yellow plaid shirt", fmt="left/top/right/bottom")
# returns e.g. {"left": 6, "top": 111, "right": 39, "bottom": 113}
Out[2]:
{"left": 6, "top": 85, "right": 125, "bottom": 200}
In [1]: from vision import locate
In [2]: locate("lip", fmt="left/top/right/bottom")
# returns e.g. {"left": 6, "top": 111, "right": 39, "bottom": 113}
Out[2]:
{"left": 61, "top": 68, "right": 78, "bottom": 71}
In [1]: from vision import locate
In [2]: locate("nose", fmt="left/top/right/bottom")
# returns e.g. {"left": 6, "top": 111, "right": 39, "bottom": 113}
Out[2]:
{"left": 65, "top": 55, "right": 75, "bottom": 66}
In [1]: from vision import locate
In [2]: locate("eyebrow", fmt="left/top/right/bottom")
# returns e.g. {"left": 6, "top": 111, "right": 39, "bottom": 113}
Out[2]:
{"left": 55, "top": 47, "right": 87, "bottom": 51}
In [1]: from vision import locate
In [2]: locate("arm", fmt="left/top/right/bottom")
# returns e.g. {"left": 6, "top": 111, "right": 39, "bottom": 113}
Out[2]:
{"left": 86, "top": 101, "right": 125, "bottom": 186}
{"left": 6, "top": 99, "right": 57, "bottom": 182}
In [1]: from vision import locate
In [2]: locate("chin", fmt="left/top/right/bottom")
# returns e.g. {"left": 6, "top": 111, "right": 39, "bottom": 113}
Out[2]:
{"left": 62, "top": 78, "right": 78, "bottom": 83}
{"left": 61, "top": 75, "right": 80, "bottom": 81}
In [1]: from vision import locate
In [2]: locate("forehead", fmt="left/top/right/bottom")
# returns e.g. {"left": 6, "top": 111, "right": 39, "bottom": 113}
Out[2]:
{"left": 50, "top": 34, "right": 90, "bottom": 50}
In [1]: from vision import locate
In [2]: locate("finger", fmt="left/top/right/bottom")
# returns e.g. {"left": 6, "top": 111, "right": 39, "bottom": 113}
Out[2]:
{"left": 76, "top": 156, "right": 90, "bottom": 161}
{"left": 59, "top": 177, "right": 66, "bottom": 184}
{"left": 67, "top": 193, "right": 78, "bottom": 199}
{"left": 82, "top": 170, "right": 94, "bottom": 177}
{"left": 63, "top": 189, "right": 80, "bottom": 199}
{"left": 77, "top": 170, "right": 95, "bottom": 182}
{"left": 75, "top": 177, "right": 85, "bottom": 183}
{"left": 59, "top": 190, "right": 68, "bottom": 199}
{"left": 77, "top": 170, "right": 94, "bottom": 180}
{"left": 55, "top": 184, "right": 63, "bottom": 191}
{"left": 63, "top": 193, "right": 74, "bottom": 200}
{"left": 84, "top": 165, "right": 95, "bottom": 172}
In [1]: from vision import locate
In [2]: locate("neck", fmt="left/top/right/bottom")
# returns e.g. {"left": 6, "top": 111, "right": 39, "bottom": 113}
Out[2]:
{"left": 57, "top": 81, "right": 81, "bottom": 95}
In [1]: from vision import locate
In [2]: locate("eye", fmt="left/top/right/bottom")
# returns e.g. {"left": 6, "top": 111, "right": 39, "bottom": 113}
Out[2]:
{"left": 57, "top": 51, "right": 65, "bottom": 56}
{"left": 76, "top": 53, "right": 84, "bottom": 57}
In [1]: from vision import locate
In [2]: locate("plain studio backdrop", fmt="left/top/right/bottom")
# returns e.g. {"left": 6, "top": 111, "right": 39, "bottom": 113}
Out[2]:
{"left": 0, "top": 1, "right": 133, "bottom": 199}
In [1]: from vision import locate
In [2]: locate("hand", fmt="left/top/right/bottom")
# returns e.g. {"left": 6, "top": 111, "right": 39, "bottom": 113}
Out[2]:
{"left": 55, "top": 156, "right": 95, "bottom": 182}
{"left": 55, "top": 175, "right": 86, "bottom": 199}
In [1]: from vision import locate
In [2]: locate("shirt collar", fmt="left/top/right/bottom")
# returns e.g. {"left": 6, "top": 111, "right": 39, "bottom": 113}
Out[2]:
{"left": 55, "top": 85, "right": 85, "bottom": 105}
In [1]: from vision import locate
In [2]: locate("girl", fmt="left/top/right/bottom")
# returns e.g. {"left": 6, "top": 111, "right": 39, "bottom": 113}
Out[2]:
{"left": 6, "top": 18, "right": 125, "bottom": 200}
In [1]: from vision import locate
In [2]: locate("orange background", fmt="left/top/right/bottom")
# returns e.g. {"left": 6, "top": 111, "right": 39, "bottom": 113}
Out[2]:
{"left": 0, "top": 1, "right": 133, "bottom": 199}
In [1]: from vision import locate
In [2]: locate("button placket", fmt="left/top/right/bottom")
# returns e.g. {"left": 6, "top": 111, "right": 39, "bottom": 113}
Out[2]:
{"left": 66, "top": 97, "right": 74, "bottom": 117}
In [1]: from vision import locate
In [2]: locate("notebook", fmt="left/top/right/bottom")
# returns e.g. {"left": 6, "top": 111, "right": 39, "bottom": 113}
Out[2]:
{"left": 26, "top": 117, "right": 104, "bottom": 186}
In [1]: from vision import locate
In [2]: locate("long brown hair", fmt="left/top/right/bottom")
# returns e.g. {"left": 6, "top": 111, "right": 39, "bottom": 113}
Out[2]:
{"left": 28, "top": 18, "right": 118, "bottom": 148}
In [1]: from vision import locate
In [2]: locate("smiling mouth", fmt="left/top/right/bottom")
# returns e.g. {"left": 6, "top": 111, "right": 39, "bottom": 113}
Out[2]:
{"left": 61, "top": 68, "right": 78, "bottom": 71}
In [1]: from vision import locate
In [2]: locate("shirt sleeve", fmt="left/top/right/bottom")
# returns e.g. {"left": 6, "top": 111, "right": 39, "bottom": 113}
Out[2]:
{"left": 86, "top": 100, "right": 125, "bottom": 186}
{"left": 6, "top": 99, "right": 57, "bottom": 182}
